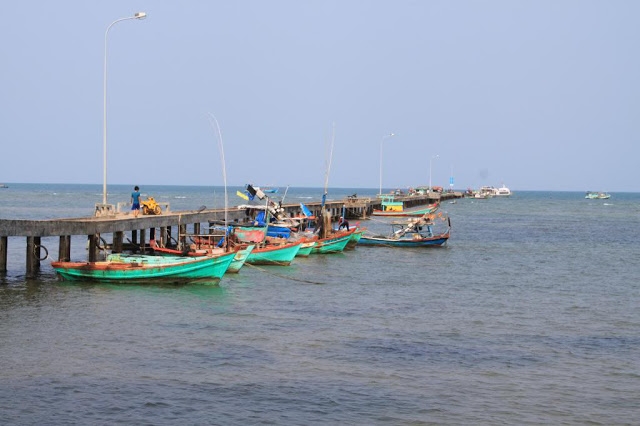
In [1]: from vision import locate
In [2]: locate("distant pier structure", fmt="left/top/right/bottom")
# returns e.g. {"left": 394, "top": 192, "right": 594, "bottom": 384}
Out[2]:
{"left": 0, "top": 192, "right": 460, "bottom": 275}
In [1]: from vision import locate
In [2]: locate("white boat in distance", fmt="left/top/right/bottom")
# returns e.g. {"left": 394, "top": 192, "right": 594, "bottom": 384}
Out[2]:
{"left": 475, "top": 184, "right": 512, "bottom": 198}
{"left": 495, "top": 184, "right": 512, "bottom": 196}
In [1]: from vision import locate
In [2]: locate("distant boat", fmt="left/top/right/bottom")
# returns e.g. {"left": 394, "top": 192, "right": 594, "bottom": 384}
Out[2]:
{"left": 495, "top": 184, "right": 512, "bottom": 196}
{"left": 256, "top": 186, "right": 278, "bottom": 194}
{"left": 585, "top": 191, "right": 610, "bottom": 199}
{"left": 372, "top": 195, "right": 440, "bottom": 217}
{"left": 0, "top": 184, "right": 8, "bottom": 188}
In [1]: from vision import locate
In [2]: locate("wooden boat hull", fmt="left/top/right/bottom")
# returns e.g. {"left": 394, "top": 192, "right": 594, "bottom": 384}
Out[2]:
{"left": 245, "top": 241, "right": 302, "bottom": 265}
{"left": 151, "top": 240, "right": 255, "bottom": 274}
{"left": 226, "top": 244, "right": 255, "bottom": 273}
{"left": 345, "top": 228, "right": 363, "bottom": 249}
{"left": 296, "top": 240, "right": 317, "bottom": 257}
{"left": 311, "top": 232, "right": 352, "bottom": 254}
{"left": 51, "top": 253, "right": 236, "bottom": 283}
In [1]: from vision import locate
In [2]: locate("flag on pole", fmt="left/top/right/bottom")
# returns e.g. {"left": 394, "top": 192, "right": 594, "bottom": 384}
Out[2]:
{"left": 300, "top": 203, "right": 313, "bottom": 218}
{"left": 236, "top": 190, "right": 249, "bottom": 201}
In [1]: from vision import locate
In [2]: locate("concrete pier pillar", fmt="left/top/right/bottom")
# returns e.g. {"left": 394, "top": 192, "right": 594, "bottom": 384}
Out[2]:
{"left": 0, "top": 236, "right": 7, "bottom": 272}
{"left": 58, "top": 235, "right": 71, "bottom": 261}
{"left": 88, "top": 235, "right": 98, "bottom": 262}
{"left": 160, "top": 227, "right": 167, "bottom": 247}
{"left": 140, "top": 229, "right": 146, "bottom": 253}
{"left": 26, "top": 236, "right": 44, "bottom": 274}
{"left": 112, "top": 232, "right": 123, "bottom": 253}
{"left": 179, "top": 224, "right": 187, "bottom": 250}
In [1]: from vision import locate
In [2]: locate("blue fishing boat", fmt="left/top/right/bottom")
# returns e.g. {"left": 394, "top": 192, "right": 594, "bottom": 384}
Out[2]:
{"left": 360, "top": 214, "right": 451, "bottom": 248}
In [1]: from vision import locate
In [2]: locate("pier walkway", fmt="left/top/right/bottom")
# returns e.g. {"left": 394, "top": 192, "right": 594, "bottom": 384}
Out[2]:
{"left": 0, "top": 192, "right": 461, "bottom": 274}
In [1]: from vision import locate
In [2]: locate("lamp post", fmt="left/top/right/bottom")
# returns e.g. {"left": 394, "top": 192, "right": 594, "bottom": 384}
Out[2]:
{"left": 102, "top": 12, "right": 147, "bottom": 205}
{"left": 429, "top": 154, "right": 439, "bottom": 193}
{"left": 379, "top": 133, "right": 395, "bottom": 195}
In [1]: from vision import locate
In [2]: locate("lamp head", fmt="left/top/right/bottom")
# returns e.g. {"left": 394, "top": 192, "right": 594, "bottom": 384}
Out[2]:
{"left": 134, "top": 12, "right": 147, "bottom": 19}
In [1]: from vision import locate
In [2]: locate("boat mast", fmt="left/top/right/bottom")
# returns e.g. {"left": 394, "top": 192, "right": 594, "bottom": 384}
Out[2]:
{"left": 320, "top": 123, "right": 335, "bottom": 238}
{"left": 207, "top": 112, "right": 228, "bottom": 248}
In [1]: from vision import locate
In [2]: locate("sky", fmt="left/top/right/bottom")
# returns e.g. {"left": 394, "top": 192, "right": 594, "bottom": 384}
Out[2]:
{"left": 1, "top": 1, "right": 638, "bottom": 192}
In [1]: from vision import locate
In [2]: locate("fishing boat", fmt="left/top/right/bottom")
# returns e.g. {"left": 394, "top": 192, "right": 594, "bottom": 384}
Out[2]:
{"left": 345, "top": 227, "right": 364, "bottom": 249}
{"left": 332, "top": 221, "right": 364, "bottom": 250}
{"left": 372, "top": 201, "right": 440, "bottom": 217}
{"left": 257, "top": 187, "right": 279, "bottom": 194}
{"left": 585, "top": 191, "right": 610, "bottom": 199}
{"left": 149, "top": 239, "right": 255, "bottom": 274}
{"left": 0, "top": 184, "right": 8, "bottom": 188}
{"left": 245, "top": 240, "right": 302, "bottom": 265}
{"left": 296, "top": 238, "right": 318, "bottom": 257}
{"left": 359, "top": 213, "right": 451, "bottom": 248}
{"left": 51, "top": 252, "right": 236, "bottom": 284}
{"left": 226, "top": 223, "right": 302, "bottom": 265}
{"left": 311, "top": 229, "right": 354, "bottom": 254}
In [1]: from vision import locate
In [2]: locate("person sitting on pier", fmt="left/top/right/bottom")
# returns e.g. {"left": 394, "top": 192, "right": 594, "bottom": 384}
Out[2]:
{"left": 338, "top": 216, "right": 350, "bottom": 231}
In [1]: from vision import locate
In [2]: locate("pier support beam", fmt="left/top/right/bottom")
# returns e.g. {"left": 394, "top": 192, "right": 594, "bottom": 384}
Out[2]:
{"left": 58, "top": 235, "right": 71, "bottom": 262}
{"left": 112, "top": 231, "right": 123, "bottom": 253}
{"left": 160, "top": 226, "right": 167, "bottom": 247}
{"left": 88, "top": 235, "right": 98, "bottom": 262}
{"left": 140, "top": 229, "right": 146, "bottom": 253}
{"left": 179, "top": 224, "right": 187, "bottom": 250}
{"left": 166, "top": 227, "right": 173, "bottom": 247}
{"left": 26, "top": 236, "right": 41, "bottom": 275}
{"left": 0, "top": 236, "right": 7, "bottom": 272}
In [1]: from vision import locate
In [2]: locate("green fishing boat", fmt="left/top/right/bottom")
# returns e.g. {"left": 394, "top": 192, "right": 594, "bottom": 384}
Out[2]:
{"left": 296, "top": 239, "right": 317, "bottom": 257}
{"left": 345, "top": 228, "right": 363, "bottom": 249}
{"left": 226, "top": 244, "right": 255, "bottom": 273}
{"left": 311, "top": 231, "right": 353, "bottom": 254}
{"left": 245, "top": 241, "right": 302, "bottom": 265}
{"left": 51, "top": 252, "right": 236, "bottom": 284}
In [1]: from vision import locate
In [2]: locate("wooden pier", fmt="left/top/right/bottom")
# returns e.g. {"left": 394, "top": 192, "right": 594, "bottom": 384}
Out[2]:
{"left": 0, "top": 192, "right": 461, "bottom": 275}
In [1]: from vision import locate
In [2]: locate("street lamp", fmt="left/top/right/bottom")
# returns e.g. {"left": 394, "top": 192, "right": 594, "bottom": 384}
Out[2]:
{"left": 379, "top": 133, "right": 395, "bottom": 195}
{"left": 429, "top": 154, "right": 439, "bottom": 193}
{"left": 102, "top": 12, "right": 147, "bottom": 206}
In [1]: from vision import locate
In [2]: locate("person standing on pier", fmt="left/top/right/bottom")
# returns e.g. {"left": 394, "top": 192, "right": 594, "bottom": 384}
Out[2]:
{"left": 131, "top": 186, "right": 141, "bottom": 218}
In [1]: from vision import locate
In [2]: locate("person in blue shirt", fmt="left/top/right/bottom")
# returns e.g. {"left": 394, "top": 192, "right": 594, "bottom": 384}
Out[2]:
{"left": 131, "top": 186, "right": 141, "bottom": 217}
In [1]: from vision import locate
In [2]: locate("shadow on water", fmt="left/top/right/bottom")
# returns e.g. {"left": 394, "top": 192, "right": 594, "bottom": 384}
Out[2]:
{"left": 0, "top": 271, "right": 230, "bottom": 308}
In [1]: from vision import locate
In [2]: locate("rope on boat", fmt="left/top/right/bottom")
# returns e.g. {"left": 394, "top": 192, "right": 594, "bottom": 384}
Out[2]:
{"left": 243, "top": 263, "right": 327, "bottom": 285}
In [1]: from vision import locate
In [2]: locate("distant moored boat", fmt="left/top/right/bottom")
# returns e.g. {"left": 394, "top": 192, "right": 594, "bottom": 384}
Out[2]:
{"left": 585, "top": 191, "right": 610, "bottom": 199}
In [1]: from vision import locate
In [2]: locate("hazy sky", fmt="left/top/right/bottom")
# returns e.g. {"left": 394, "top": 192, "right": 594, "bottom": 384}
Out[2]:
{"left": 1, "top": 1, "right": 638, "bottom": 192}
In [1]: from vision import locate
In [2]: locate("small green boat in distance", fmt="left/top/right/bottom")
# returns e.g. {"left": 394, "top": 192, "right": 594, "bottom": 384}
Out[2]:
{"left": 585, "top": 191, "right": 611, "bottom": 199}
{"left": 51, "top": 252, "right": 236, "bottom": 284}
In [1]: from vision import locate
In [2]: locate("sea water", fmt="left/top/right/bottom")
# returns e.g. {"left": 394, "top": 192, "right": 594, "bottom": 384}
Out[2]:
{"left": 1, "top": 184, "right": 639, "bottom": 425}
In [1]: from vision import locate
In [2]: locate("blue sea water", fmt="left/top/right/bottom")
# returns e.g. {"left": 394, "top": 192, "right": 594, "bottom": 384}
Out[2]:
{"left": 1, "top": 184, "right": 640, "bottom": 425}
